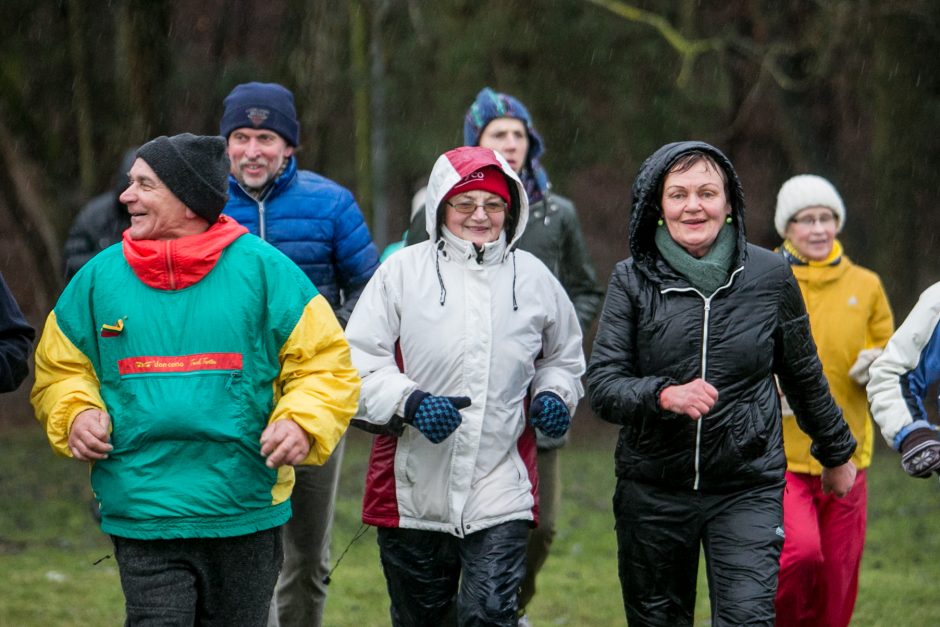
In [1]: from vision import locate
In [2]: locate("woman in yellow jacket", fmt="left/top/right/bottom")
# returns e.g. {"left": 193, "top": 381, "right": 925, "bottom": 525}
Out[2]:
{"left": 772, "top": 174, "right": 894, "bottom": 627}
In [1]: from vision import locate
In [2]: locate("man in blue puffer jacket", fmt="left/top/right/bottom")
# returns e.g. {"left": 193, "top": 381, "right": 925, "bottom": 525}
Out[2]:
{"left": 220, "top": 81, "right": 380, "bottom": 627}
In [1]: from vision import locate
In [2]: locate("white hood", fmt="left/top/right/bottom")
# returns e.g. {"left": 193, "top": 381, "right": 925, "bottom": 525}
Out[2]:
{"left": 424, "top": 146, "right": 529, "bottom": 253}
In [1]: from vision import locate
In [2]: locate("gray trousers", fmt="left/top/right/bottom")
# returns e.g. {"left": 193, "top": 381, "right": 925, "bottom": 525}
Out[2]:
{"left": 518, "top": 447, "right": 561, "bottom": 612}
{"left": 268, "top": 436, "right": 346, "bottom": 627}
{"left": 113, "top": 528, "right": 282, "bottom": 627}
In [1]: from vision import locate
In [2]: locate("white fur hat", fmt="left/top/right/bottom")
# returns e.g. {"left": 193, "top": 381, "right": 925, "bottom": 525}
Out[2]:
{"left": 774, "top": 174, "right": 845, "bottom": 238}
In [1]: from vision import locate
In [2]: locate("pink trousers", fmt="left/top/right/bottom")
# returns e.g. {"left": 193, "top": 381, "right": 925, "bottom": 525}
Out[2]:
{"left": 774, "top": 469, "right": 867, "bottom": 627}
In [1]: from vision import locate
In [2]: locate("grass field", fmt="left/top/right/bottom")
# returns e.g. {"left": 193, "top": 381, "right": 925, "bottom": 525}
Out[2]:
{"left": 1, "top": 424, "right": 938, "bottom": 626}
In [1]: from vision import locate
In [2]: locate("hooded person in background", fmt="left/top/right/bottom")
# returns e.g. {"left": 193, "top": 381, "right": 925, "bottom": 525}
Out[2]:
{"left": 587, "top": 141, "right": 857, "bottom": 626}
{"left": 32, "top": 133, "right": 360, "bottom": 626}
{"left": 406, "top": 88, "right": 602, "bottom": 621}
{"left": 219, "top": 81, "right": 380, "bottom": 627}
{"left": 406, "top": 87, "right": 601, "bottom": 329}
{"left": 63, "top": 147, "right": 138, "bottom": 280}
{"left": 346, "top": 146, "right": 585, "bottom": 626}
{"left": 0, "top": 273, "right": 34, "bottom": 393}
{"left": 771, "top": 175, "right": 894, "bottom": 627}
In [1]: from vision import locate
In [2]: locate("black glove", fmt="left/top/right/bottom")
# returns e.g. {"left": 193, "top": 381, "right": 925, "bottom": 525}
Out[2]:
{"left": 529, "top": 392, "right": 571, "bottom": 439}
{"left": 899, "top": 427, "right": 940, "bottom": 478}
{"left": 404, "top": 390, "right": 471, "bottom": 444}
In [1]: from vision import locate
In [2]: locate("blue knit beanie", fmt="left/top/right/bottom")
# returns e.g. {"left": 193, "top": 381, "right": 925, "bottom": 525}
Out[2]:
{"left": 220, "top": 82, "right": 300, "bottom": 147}
{"left": 463, "top": 87, "right": 550, "bottom": 198}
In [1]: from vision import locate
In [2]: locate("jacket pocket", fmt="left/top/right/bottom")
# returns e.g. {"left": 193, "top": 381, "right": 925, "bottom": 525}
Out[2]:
{"left": 622, "top": 416, "right": 644, "bottom": 449}
{"left": 112, "top": 352, "right": 252, "bottom": 446}
{"left": 729, "top": 401, "right": 771, "bottom": 461}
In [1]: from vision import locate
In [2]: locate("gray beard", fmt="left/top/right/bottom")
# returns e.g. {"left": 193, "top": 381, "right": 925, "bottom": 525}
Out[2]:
{"left": 243, "top": 182, "right": 267, "bottom": 200}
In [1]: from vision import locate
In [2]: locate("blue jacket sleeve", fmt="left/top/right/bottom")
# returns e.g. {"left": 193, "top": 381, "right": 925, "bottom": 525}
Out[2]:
{"left": 332, "top": 191, "right": 379, "bottom": 326}
{"left": 868, "top": 281, "right": 940, "bottom": 447}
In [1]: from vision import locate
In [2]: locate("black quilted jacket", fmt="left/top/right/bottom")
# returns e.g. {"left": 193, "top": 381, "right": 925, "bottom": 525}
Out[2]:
{"left": 587, "top": 141, "right": 856, "bottom": 492}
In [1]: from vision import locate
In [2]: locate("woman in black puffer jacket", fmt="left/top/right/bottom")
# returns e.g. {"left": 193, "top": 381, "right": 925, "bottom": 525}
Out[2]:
{"left": 587, "top": 141, "right": 857, "bottom": 627}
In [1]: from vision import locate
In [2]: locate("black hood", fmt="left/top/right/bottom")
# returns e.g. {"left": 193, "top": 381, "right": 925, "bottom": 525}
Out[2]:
{"left": 113, "top": 147, "right": 140, "bottom": 197}
{"left": 628, "top": 141, "right": 747, "bottom": 276}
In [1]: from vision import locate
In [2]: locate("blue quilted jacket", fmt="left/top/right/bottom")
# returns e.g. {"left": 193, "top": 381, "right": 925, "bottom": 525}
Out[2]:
{"left": 223, "top": 157, "right": 379, "bottom": 326}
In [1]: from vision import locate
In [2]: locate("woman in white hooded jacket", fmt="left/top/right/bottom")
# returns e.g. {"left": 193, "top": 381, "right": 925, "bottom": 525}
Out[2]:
{"left": 345, "top": 146, "right": 584, "bottom": 626}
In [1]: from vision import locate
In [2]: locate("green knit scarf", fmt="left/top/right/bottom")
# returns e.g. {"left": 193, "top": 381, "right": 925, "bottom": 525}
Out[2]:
{"left": 654, "top": 222, "right": 737, "bottom": 295}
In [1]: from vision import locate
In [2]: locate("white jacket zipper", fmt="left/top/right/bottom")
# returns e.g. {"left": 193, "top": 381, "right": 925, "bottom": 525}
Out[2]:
{"left": 661, "top": 266, "right": 743, "bottom": 490}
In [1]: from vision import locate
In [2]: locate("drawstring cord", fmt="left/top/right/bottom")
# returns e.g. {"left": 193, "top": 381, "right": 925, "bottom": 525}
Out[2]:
{"left": 511, "top": 250, "right": 518, "bottom": 311}
{"left": 436, "top": 240, "right": 447, "bottom": 306}
{"left": 436, "top": 238, "right": 518, "bottom": 311}
{"left": 322, "top": 523, "right": 371, "bottom": 585}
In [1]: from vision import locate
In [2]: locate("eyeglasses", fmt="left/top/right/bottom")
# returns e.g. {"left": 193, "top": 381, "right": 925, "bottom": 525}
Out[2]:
{"left": 790, "top": 213, "right": 837, "bottom": 227}
{"left": 446, "top": 200, "right": 507, "bottom": 214}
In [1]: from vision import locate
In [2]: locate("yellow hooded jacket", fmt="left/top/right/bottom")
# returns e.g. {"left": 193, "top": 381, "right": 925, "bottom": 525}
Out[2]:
{"left": 782, "top": 253, "right": 893, "bottom": 473}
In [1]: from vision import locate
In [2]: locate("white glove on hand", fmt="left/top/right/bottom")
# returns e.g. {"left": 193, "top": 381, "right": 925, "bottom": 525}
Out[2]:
{"left": 848, "top": 348, "right": 884, "bottom": 386}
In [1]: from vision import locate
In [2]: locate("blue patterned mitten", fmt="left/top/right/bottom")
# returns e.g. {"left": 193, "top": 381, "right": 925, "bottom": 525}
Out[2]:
{"left": 404, "top": 391, "right": 471, "bottom": 444}
{"left": 530, "top": 392, "right": 570, "bottom": 438}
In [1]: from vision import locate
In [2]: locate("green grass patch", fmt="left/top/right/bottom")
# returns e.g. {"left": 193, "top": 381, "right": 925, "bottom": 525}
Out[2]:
{"left": 2, "top": 425, "right": 938, "bottom": 625}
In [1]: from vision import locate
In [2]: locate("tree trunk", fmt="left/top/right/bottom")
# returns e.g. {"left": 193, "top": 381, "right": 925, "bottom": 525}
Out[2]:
{"left": 369, "top": 0, "right": 390, "bottom": 246}
{"left": 349, "top": 0, "right": 372, "bottom": 226}
{"left": 116, "top": 0, "right": 173, "bottom": 138}
{"left": 0, "top": 117, "right": 63, "bottom": 314}
{"left": 65, "top": 0, "right": 96, "bottom": 195}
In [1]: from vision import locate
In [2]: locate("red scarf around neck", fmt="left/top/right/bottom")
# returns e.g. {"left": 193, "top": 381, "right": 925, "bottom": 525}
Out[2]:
{"left": 122, "top": 215, "right": 248, "bottom": 290}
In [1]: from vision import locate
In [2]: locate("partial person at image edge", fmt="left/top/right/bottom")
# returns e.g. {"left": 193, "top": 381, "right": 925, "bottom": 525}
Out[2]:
{"left": 0, "top": 272, "right": 35, "bottom": 393}
{"left": 868, "top": 282, "right": 940, "bottom": 482}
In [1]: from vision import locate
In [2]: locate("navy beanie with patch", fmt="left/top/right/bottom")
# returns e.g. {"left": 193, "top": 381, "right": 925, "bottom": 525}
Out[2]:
{"left": 136, "top": 134, "right": 230, "bottom": 223}
{"left": 220, "top": 82, "right": 300, "bottom": 147}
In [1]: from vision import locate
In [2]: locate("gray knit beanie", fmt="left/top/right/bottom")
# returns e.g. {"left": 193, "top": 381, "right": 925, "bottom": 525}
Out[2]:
{"left": 136, "top": 134, "right": 230, "bottom": 223}
{"left": 774, "top": 174, "right": 845, "bottom": 238}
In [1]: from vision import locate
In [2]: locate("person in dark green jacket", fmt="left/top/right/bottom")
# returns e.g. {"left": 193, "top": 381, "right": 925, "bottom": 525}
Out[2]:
{"left": 32, "top": 134, "right": 360, "bottom": 626}
{"left": 405, "top": 87, "right": 602, "bottom": 620}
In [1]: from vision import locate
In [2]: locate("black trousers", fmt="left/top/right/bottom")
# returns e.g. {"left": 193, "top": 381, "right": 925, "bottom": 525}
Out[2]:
{"left": 376, "top": 520, "right": 529, "bottom": 627}
{"left": 112, "top": 527, "right": 282, "bottom": 627}
{"left": 613, "top": 478, "right": 785, "bottom": 627}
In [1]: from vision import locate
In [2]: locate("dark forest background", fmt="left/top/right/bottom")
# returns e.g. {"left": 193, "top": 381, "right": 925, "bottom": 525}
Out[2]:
{"left": 2, "top": 0, "right": 939, "bottom": 421}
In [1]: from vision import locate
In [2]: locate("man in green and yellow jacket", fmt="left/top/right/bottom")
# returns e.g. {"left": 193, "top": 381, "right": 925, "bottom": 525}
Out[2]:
{"left": 31, "top": 133, "right": 360, "bottom": 626}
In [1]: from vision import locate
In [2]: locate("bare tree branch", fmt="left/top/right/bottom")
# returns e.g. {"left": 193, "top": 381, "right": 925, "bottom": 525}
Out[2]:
{"left": 588, "top": 0, "right": 862, "bottom": 93}
{"left": 585, "top": 0, "right": 723, "bottom": 86}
